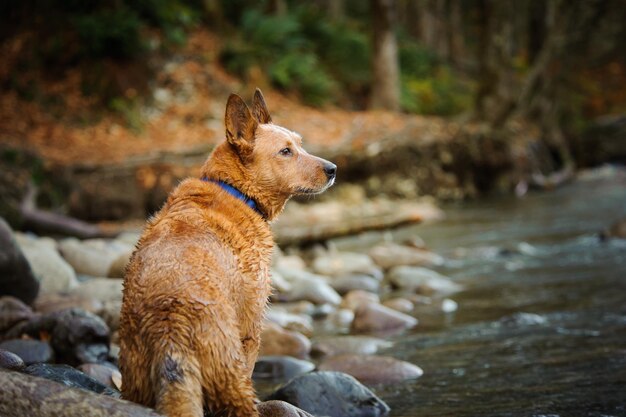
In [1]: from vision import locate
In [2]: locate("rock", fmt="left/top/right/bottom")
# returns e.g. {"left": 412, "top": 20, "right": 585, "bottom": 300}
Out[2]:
{"left": 351, "top": 303, "right": 417, "bottom": 334}
{"left": 283, "top": 276, "right": 341, "bottom": 306}
{"left": 312, "top": 252, "right": 382, "bottom": 279}
{"left": 69, "top": 278, "right": 124, "bottom": 303}
{"left": 0, "top": 349, "right": 25, "bottom": 371}
{"left": 271, "top": 270, "right": 292, "bottom": 293}
{"left": 0, "top": 369, "right": 162, "bottom": 417}
{"left": 23, "top": 363, "right": 120, "bottom": 397}
{"left": 5, "top": 308, "right": 110, "bottom": 366}
{"left": 253, "top": 356, "right": 315, "bottom": 381}
{"left": 310, "top": 303, "right": 335, "bottom": 319}
{"left": 340, "top": 290, "right": 380, "bottom": 311}
{"left": 0, "top": 339, "right": 54, "bottom": 365}
{"left": 0, "top": 218, "right": 39, "bottom": 304}
{"left": 382, "top": 297, "right": 414, "bottom": 313}
{"left": 318, "top": 354, "right": 423, "bottom": 385}
{"left": 601, "top": 217, "right": 626, "bottom": 240}
{"left": 266, "top": 308, "right": 314, "bottom": 337}
{"left": 369, "top": 242, "right": 444, "bottom": 269}
{"left": 274, "top": 301, "right": 316, "bottom": 316}
{"left": 15, "top": 234, "right": 78, "bottom": 294}
{"left": 78, "top": 362, "right": 121, "bottom": 388}
{"left": 0, "top": 296, "right": 34, "bottom": 333}
{"left": 260, "top": 322, "right": 311, "bottom": 359}
{"left": 58, "top": 238, "right": 133, "bottom": 278}
{"left": 441, "top": 298, "right": 458, "bottom": 313}
{"left": 325, "top": 308, "right": 355, "bottom": 329}
{"left": 311, "top": 336, "right": 392, "bottom": 358}
{"left": 387, "top": 266, "right": 462, "bottom": 295}
{"left": 34, "top": 293, "right": 103, "bottom": 315}
{"left": 115, "top": 231, "right": 141, "bottom": 247}
{"left": 99, "top": 300, "right": 122, "bottom": 332}
{"left": 266, "top": 371, "right": 390, "bottom": 417}
{"left": 258, "top": 400, "right": 315, "bottom": 417}
{"left": 274, "top": 255, "right": 307, "bottom": 272}
{"left": 329, "top": 274, "right": 380, "bottom": 295}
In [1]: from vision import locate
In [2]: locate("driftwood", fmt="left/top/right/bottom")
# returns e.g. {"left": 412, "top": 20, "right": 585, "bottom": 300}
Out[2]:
{"left": 20, "top": 182, "right": 116, "bottom": 239}
{"left": 0, "top": 369, "right": 163, "bottom": 417}
{"left": 273, "top": 199, "right": 443, "bottom": 246}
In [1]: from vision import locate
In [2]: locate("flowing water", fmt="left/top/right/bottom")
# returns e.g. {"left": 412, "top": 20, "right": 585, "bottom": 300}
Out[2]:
{"left": 332, "top": 167, "right": 626, "bottom": 417}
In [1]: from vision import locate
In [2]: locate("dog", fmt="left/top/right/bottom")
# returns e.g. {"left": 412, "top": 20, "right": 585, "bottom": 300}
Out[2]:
{"left": 119, "top": 89, "right": 336, "bottom": 417}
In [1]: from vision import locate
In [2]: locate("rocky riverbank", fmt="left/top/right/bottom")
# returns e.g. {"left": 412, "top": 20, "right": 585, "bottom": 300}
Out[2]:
{"left": 0, "top": 208, "right": 463, "bottom": 416}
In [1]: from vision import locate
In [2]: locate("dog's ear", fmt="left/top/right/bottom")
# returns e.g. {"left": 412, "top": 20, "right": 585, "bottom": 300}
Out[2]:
{"left": 225, "top": 93, "right": 258, "bottom": 157}
{"left": 252, "top": 88, "right": 272, "bottom": 124}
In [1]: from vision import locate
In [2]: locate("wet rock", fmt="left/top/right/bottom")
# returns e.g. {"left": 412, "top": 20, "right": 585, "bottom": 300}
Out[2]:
{"left": 318, "top": 354, "right": 423, "bottom": 385}
{"left": 5, "top": 308, "right": 110, "bottom": 366}
{"left": 500, "top": 312, "right": 547, "bottom": 326}
{"left": 351, "top": 302, "right": 417, "bottom": 334}
{"left": 253, "top": 356, "right": 315, "bottom": 381}
{"left": 441, "top": 298, "right": 458, "bottom": 313}
{"left": 15, "top": 234, "right": 78, "bottom": 294}
{"left": 23, "top": 363, "right": 121, "bottom": 398}
{"left": 34, "top": 293, "right": 104, "bottom": 315}
{"left": 275, "top": 301, "right": 316, "bottom": 316}
{"left": 601, "top": 217, "right": 626, "bottom": 240}
{"left": 58, "top": 238, "right": 133, "bottom": 278}
{"left": 312, "top": 252, "right": 382, "bottom": 279}
{"left": 329, "top": 274, "right": 380, "bottom": 295}
{"left": 266, "top": 308, "right": 314, "bottom": 337}
{"left": 0, "top": 339, "right": 54, "bottom": 365}
{"left": 99, "top": 300, "right": 122, "bottom": 332}
{"left": 382, "top": 297, "right": 414, "bottom": 313}
{"left": 0, "top": 296, "right": 34, "bottom": 333}
{"left": 283, "top": 276, "right": 341, "bottom": 306}
{"left": 311, "top": 336, "right": 392, "bottom": 358}
{"left": 387, "top": 266, "right": 462, "bottom": 295}
{"left": 369, "top": 242, "right": 445, "bottom": 269}
{"left": 69, "top": 277, "right": 124, "bottom": 303}
{"left": 325, "top": 308, "right": 355, "bottom": 329}
{"left": 0, "top": 218, "right": 39, "bottom": 304}
{"left": 78, "top": 362, "right": 121, "bottom": 388}
{"left": 310, "top": 303, "right": 336, "bottom": 319}
{"left": 258, "top": 400, "right": 315, "bottom": 417}
{"left": 271, "top": 270, "right": 293, "bottom": 293}
{"left": 0, "top": 348, "right": 25, "bottom": 371}
{"left": 274, "top": 255, "right": 307, "bottom": 272}
{"left": 340, "top": 290, "right": 380, "bottom": 311}
{"left": 260, "top": 322, "right": 311, "bottom": 359}
{"left": 266, "top": 371, "right": 390, "bottom": 417}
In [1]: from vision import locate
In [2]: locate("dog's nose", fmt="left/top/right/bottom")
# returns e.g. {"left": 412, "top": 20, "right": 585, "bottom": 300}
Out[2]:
{"left": 323, "top": 162, "right": 337, "bottom": 179}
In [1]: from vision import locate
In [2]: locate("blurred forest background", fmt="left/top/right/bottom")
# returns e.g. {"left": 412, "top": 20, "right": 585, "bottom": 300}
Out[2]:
{"left": 1, "top": 0, "right": 626, "bottom": 229}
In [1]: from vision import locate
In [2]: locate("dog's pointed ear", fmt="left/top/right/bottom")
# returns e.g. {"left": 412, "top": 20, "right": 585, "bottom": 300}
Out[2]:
{"left": 225, "top": 93, "right": 258, "bottom": 157}
{"left": 252, "top": 88, "right": 272, "bottom": 124}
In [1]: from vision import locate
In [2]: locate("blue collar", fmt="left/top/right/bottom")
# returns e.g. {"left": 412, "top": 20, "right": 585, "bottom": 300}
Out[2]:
{"left": 202, "top": 178, "right": 265, "bottom": 219}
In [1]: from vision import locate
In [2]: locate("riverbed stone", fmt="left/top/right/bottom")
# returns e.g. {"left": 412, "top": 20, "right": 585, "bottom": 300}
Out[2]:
{"left": 0, "top": 218, "right": 39, "bottom": 304}
{"left": 329, "top": 274, "right": 380, "bottom": 295}
{"left": 78, "top": 362, "right": 121, "bottom": 388}
{"left": 382, "top": 297, "right": 415, "bottom": 313}
{"left": 15, "top": 234, "right": 78, "bottom": 294}
{"left": 271, "top": 270, "right": 293, "bottom": 293}
{"left": 275, "top": 301, "right": 316, "bottom": 316}
{"left": 0, "top": 339, "right": 54, "bottom": 365}
{"left": 311, "top": 336, "right": 392, "bottom": 357}
{"left": 325, "top": 308, "right": 355, "bottom": 330}
{"left": 266, "top": 308, "right": 314, "bottom": 337}
{"left": 387, "top": 266, "right": 462, "bottom": 295}
{"left": 258, "top": 400, "right": 315, "bottom": 417}
{"left": 34, "top": 293, "right": 104, "bottom": 315}
{"left": 340, "top": 290, "right": 380, "bottom": 311}
{"left": 253, "top": 356, "right": 315, "bottom": 381}
{"left": 266, "top": 371, "right": 390, "bottom": 417}
{"left": 0, "top": 296, "right": 34, "bottom": 333}
{"left": 283, "top": 276, "right": 341, "bottom": 305}
{"left": 58, "top": 238, "right": 132, "bottom": 278}
{"left": 318, "top": 354, "right": 423, "bottom": 385}
{"left": 312, "top": 252, "right": 382, "bottom": 279}
{"left": 23, "top": 363, "right": 121, "bottom": 397}
{"left": 369, "top": 242, "right": 445, "bottom": 269}
{"left": 69, "top": 277, "right": 124, "bottom": 303}
{"left": 0, "top": 348, "right": 25, "bottom": 371}
{"left": 260, "top": 322, "right": 311, "bottom": 359}
{"left": 351, "top": 302, "right": 418, "bottom": 334}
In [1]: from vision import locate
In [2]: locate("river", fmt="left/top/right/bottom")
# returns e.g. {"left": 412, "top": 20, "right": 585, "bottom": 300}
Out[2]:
{"left": 331, "top": 167, "right": 626, "bottom": 417}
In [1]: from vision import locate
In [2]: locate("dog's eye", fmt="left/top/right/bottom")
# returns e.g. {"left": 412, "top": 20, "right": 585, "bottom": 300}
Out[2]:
{"left": 279, "top": 148, "right": 292, "bottom": 156}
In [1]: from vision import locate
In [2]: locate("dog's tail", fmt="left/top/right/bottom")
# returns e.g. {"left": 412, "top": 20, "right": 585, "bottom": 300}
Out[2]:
{"left": 154, "top": 351, "right": 204, "bottom": 417}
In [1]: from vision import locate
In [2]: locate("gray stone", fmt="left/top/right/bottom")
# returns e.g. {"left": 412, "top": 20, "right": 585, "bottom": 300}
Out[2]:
{"left": 78, "top": 362, "right": 121, "bottom": 388}
{"left": 23, "top": 363, "right": 120, "bottom": 398}
{"left": 0, "top": 348, "right": 25, "bottom": 371}
{"left": 260, "top": 322, "right": 311, "bottom": 359}
{"left": 329, "top": 274, "right": 380, "bottom": 295}
{"left": 312, "top": 252, "right": 382, "bottom": 279}
{"left": 0, "top": 296, "right": 34, "bottom": 333}
{"left": 58, "top": 238, "right": 132, "bottom": 278}
{"left": 387, "top": 266, "right": 462, "bottom": 295}
{"left": 318, "top": 354, "right": 423, "bottom": 385}
{"left": 312, "top": 336, "right": 392, "bottom": 358}
{"left": 351, "top": 302, "right": 417, "bottom": 334}
{"left": 369, "top": 242, "right": 445, "bottom": 269}
{"left": 266, "top": 308, "right": 313, "bottom": 337}
{"left": 266, "top": 371, "right": 390, "bottom": 417}
{"left": 0, "top": 339, "right": 54, "bottom": 365}
{"left": 283, "top": 276, "right": 341, "bottom": 306}
{"left": 258, "top": 400, "right": 315, "bottom": 417}
{"left": 69, "top": 278, "right": 124, "bottom": 303}
{"left": 340, "top": 290, "right": 380, "bottom": 311}
{"left": 0, "top": 218, "right": 39, "bottom": 304}
{"left": 253, "top": 356, "right": 315, "bottom": 381}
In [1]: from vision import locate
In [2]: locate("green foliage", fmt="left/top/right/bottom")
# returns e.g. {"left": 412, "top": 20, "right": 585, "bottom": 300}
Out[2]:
{"left": 109, "top": 97, "right": 144, "bottom": 132}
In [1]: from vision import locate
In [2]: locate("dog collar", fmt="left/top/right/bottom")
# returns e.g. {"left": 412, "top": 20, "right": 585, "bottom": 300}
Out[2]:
{"left": 202, "top": 178, "right": 266, "bottom": 220}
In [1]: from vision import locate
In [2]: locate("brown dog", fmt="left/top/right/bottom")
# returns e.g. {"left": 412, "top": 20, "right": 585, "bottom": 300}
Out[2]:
{"left": 119, "top": 89, "right": 335, "bottom": 417}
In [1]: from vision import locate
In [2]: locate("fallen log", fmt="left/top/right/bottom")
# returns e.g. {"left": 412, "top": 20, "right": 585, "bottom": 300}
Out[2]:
{"left": 0, "top": 369, "right": 163, "bottom": 417}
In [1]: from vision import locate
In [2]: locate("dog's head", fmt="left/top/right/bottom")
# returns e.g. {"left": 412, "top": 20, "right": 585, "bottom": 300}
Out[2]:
{"left": 224, "top": 89, "right": 336, "bottom": 197}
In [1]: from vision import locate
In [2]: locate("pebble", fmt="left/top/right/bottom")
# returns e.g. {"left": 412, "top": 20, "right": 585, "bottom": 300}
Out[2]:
{"left": 283, "top": 276, "right": 341, "bottom": 305}
{"left": 266, "top": 371, "right": 390, "bottom": 417}
{"left": 0, "top": 296, "right": 35, "bottom": 333}
{"left": 311, "top": 336, "right": 392, "bottom": 357}
{"left": 351, "top": 302, "right": 418, "bottom": 334}
{"left": 369, "top": 242, "right": 445, "bottom": 269}
{"left": 0, "top": 348, "right": 25, "bottom": 371}
{"left": 0, "top": 338, "right": 54, "bottom": 365}
{"left": 15, "top": 233, "right": 78, "bottom": 294}
{"left": 58, "top": 238, "right": 133, "bottom": 278}
{"left": 0, "top": 218, "right": 39, "bottom": 304}
{"left": 23, "top": 363, "right": 120, "bottom": 397}
{"left": 274, "top": 255, "right": 307, "bottom": 271}
{"left": 78, "top": 362, "right": 121, "bottom": 388}
{"left": 312, "top": 252, "right": 382, "bottom": 279}
{"left": 260, "top": 322, "right": 311, "bottom": 359}
{"left": 253, "top": 356, "right": 315, "bottom": 381}
{"left": 275, "top": 301, "right": 316, "bottom": 316}
{"left": 387, "top": 266, "right": 462, "bottom": 295}
{"left": 441, "top": 298, "right": 458, "bottom": 313}
{"left": 325, "top": 308, "right": 355, "bottom": 329}
{"left": 271, "top": 270, "right": 293, "bottom": 293}
{"left": 257, "top": 400, "right": 315, "bottom": 417}
{"left": 34, "top": 293, "right": 103, "bottom": 315}
{"left": 266, "top": 308, "right": 314, "bottom": 337}
{"left": 328, "top": 274, "right": 380, "bottom": 295}
{"left": 318, "top": 354, "right": 423, "bottom": 385}
{"left": 382, "top": 297, "right": 414, "bottom": 313}
{"left": 70, "top": 277, "right": 124, "bottom": 303}
{"left": 340, "top": 290, "right": 380, "bottom": 311}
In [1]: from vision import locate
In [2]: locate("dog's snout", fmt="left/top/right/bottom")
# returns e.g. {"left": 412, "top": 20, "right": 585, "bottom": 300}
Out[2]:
{"left": 323, "top": 162, "right": 337, "bottom": 179}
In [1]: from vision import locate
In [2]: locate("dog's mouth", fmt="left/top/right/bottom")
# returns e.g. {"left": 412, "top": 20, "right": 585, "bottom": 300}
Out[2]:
{"left": 295, "top": 177, "right": 335, "bottom": 195}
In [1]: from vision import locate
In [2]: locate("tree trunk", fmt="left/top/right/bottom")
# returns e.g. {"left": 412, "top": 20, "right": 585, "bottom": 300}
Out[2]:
{"left": 370, "top": 0, "right": 401, "bottom": 111}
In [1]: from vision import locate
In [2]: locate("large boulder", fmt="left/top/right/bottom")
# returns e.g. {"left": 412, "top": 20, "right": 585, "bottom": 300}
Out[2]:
{"left": 266, "top": 371, "right": 390, "bottom": 417}
{"left": 0, "top": 218, "right": 39, "bottom": 304}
